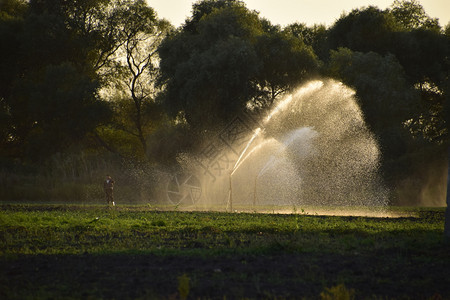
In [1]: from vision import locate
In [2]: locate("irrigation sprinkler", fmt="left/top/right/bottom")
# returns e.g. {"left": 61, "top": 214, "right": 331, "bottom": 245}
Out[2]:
{"left": 227, "top": 93, "right": 298, "bottom": 212}
{"left": 253, "top": 175, "right": 257, "bottom": 207}
{"left": 227, "top": 172, "right": 233, "bottom": 212}
{"left": 228, "top": 127, "right": 263, "bottom": 212}
{"left": 216, "top": 79, "right": 387, "bottom": 213}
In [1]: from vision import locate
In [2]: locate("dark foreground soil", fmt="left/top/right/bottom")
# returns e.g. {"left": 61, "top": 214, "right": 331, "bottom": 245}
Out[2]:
{"left": 1, "top": 250, "right": 449, "bottom": 299}
{"left": 1, "top": 205, "right": 449, "bottom": 299}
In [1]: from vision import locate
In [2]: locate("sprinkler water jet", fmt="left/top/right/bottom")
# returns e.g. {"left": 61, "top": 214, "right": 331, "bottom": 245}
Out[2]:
{"left": 183, "top": 79, "right": 388, "bottom": 214}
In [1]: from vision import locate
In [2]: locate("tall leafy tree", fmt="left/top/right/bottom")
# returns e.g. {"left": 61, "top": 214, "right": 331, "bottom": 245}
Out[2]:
{"left": 327, "top": 6, "right": 401, "bottom": 57}
{"left": 327, "top": 2, "right": 449, "bottom": 144}
{"left": 326, "top": 1, "right": 450, "bottom": 231}
{"left": 0, "top": 0, "right": 129, "bottom": 162}
{"left": 158, "top": 2, "right": 263, "bottom": 132}
{"left": 0, "top": 0, "right": 28, "bottom": 159}
{"left": 98, "top": 1, "right": 173, "bottom": 161}
{"left": 283, "top": 22, "right": 328, "bottom": 61}
{"left": 327, "top": 48, "right": 419, "bottom": 169}
{"left": 390, "top": 0, "right": 439, "bottom": 30}
{"left": 440, "top": 21, "right": 450, "bottom": 238}
{"left": 12, "top": 63, "right": 110, "bottom": 161}
{"left": 253, "top": 30, "right": 318, "bottom": 108}
{"left": 183, "top": 0, "right": 246, "bottom": 33}
{"left": 158, "top": 0, "right": 319, "bottom": 133}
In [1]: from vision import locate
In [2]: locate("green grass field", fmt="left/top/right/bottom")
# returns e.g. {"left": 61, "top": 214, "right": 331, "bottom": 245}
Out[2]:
{"left": 0, "top": 204, "right": 449, "bottom": 299}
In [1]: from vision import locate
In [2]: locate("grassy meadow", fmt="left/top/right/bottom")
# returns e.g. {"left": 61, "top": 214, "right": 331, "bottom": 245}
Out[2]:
{"left": 0, "top": 204, "right": 449, "bottom": 299}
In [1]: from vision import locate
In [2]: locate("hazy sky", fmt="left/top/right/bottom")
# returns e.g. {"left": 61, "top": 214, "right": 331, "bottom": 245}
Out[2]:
{"left": 147, "top": 0, "right": 450, "bottom": 28}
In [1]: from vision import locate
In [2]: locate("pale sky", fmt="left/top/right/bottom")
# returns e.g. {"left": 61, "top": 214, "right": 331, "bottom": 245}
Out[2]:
{"left": 147, "top": 0, "right": 450, "bottom": 28}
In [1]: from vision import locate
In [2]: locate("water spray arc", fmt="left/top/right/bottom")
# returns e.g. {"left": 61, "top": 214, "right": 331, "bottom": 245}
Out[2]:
{"left": 228, "top": 127, "right": 262, "bottom": 211}
{"left": 227, "top": 81, "right": 325, "bottom": 211}
{"left": 186, "top": 79, "right": 387, "bottom": 214}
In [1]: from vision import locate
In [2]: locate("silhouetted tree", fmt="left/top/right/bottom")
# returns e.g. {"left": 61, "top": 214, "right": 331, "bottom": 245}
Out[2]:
{"left": 0, "top": 0, "right": 188, "bottom": 163}
{"left": 440, "top": 25, "right": 450, "bottom": 239}
{"left": 253, "top": 30, "right": 318, "bottom": 108}
{"left": 97, "top": 1, "right": 173, "bottom": 161}
{"left": 327, "top": 48, "right": 421, "bottom": 180}
{"left": 390, "top": 0, "right": 439, "bottom": 30}
{"left": 12, "top": 63, "right": 110, "bottom": 161}
{"left": 182, "top": 0, "right": 246, "bottom": 33}
{"left": 283, "top": 22, "right": 328, "bottom": 61}
{"left": 327, "top": 3, "right": 449, "bottom": 143}
{"left": 0, "top": 0, "right": 28, "bottom": 159}
{"left": 326, "top": 1, "right": 450, "bottom": 229}
{"left": 158, "top": 3, "right": 262, "bottom": 132}
{"left": 327, "top": 6, "right": 400, "bottom": 57}
{"left": 0, "top": 0, "right": 139, "bottom": 162}
{"left": 158, "top": 0, "right": 319, "bottom": 133}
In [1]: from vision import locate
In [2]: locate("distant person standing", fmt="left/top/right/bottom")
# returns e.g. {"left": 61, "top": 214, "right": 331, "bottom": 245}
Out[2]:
{"left": 103, "top": 175, "right": 115, "bottom": 206}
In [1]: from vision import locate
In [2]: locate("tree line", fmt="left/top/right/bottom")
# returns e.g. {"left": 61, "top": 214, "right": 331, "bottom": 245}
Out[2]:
{"left": 0, "top": 0, "right": 449, "bottom": 204}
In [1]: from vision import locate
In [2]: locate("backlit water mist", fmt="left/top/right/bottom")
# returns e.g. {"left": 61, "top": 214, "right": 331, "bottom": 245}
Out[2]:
{"left": 174, "top": 79, "right": 388, "bottom": 213}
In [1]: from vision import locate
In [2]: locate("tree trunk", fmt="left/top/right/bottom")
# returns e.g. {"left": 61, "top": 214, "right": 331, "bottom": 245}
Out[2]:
{"left": 444, "top": 145, "right": 450, "bottom": 239}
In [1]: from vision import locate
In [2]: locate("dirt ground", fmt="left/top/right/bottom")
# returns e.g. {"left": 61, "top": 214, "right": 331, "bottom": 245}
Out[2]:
{"left": 1, "top": 250, "right": 449, "bottom": 299}
{"left": 1, "top": 205, "right": 449, "bottom": 298}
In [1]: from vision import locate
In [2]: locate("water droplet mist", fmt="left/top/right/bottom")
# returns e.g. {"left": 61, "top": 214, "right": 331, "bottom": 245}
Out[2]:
{"left": 179, "top": 79, "right": 388, "bottom": 212}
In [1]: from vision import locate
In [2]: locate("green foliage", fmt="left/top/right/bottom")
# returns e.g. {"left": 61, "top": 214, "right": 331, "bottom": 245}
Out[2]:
{"left": 390, "top": 0, "right": 440, "bottom": 30}
{"left": 0, "top": 0, "right": 118, "bottom": 162}
{"left": 326, "top": 2, "right": 449, "bottom": 147}
{"left": 0, "top": 204, "right": 445, "bottom": 255}
{"left": 97, "top": 3, "right": 172, "bottom": 161}
{"left": 158, "top": 3, "right": 263, "bottom": 131}
{"left": 0, "top": 0, "right": 27, "bottom": 17}
{"left": 177, "top": 273, "right": 190, "bottom": 300}
{"left": 0, "top": 205, "right": 447, "bottom": 298}
{"left": 325, "top": 3, "right": 450, "bottom": 196}
{"left": 283, "top": 22, "right": 329, "bottom": 60}
{"left": 183, "top": 0, "right": 247, "bottom": 33}
{"left": 0, "top": 150, "right": 163, "bottom": 203}
{"left": 327, "top": 48, "right": 421, "bottom": 183}
{"left": 320, "top": 284, "right": 355, "bottom": 300}
{"left": 145, "top": 121, "right": 194, "bottom": 165}
{"left": 0, "top": 1, "right": 26, "bottom": 153}
{"left": 0, "top": 0, "right": 172, "bottom": 164}
{"left": 11, "top": 63, "right": 110, "bottom": 161}
{"left": 254, "top": 30, "right": 319, "bottom": 106}
{"left": 0, "top": 0, "right": 449, "bottom": 212}
{"left": 327, "top": 6, "right": 401, "bottom": 56}
{"left": 328, "top": 48, "right": 417, "bottom": 132}
{"left": 392, "top": 29, "right": 448, "bottom": 87}
{"left": 158, "top": 1, "right": 319, "bottom": 132}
